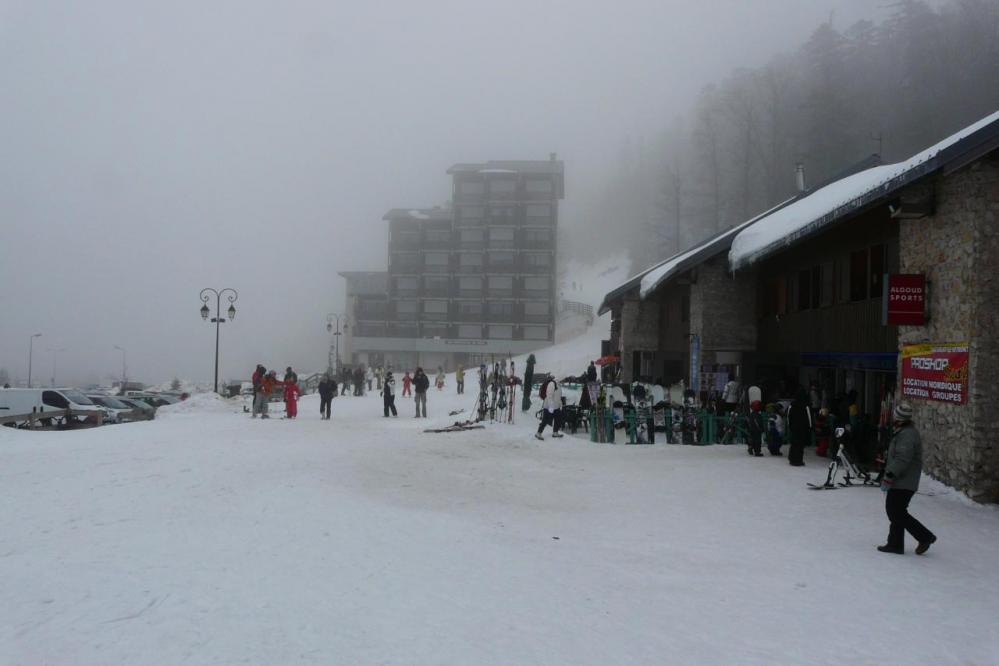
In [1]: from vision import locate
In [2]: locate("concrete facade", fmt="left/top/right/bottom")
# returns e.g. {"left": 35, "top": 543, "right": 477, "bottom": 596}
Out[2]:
{"left": 898, "top": 157, "right": 999, "bottom": 502}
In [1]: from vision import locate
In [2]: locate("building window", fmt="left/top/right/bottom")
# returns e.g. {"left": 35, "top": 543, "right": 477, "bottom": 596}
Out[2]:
{"left": 423, "top": 300, "right": 448, "bottom": 314}
{"left": 395, "top": 300, "right": 418, "bottom": 318}
{"left": 489, "top": 227, "right": 515, "bottom": 243}
{"left": 459, "top": 180, "right": 485, "bottom": 194}
{"left": 395, "top": 276, "right": 418, "bottom": 292}
{"left": 458, "top": 301, "right": 483, "bottom": 316}
{"left": 523, "top": 253, "right": 551, "bottom": 269}
{"left": 850, "top": 249, "right": 869, "bottom": 301}
{"left": 798, "top": 269, "right": 812, "bottom": 311}
{"left": 393, "top": 253, "right": 421, "bottom": 271}
{"left": 524, "top": 301, "right": 550, "bottom": 316}
{"left": 821, "top": 261, "right": 834, "bottom": 306}
{"left": 525, "top": 204, "right": 551, "bottom": 220}
{"left": 458, "top": 324, "right": 482, "bottom": 339}
{"left": 424, "top": 252, "right": 449, "bottom": 267}
{"left": 459, "top": 276, "right": 482, "bottom": 291}
{"left": 525, "top": 178, "right": 553, "bottom": 193}
{"left": 459, "top": 228, "right": 484, "bottom": 244}
{"left": 681, "top": 292, "right": 690, "bottom": 322}
{"left": 459, "top": 253, "right": 483, "bottom": 267}
{"left": 490, "top": 206, "right": 517, "bottom": 223}
{"left": 489, "top": 276, "right": 514, "bottom": 291}
{"left": 393, "top": 230, "right": 419, "bottom": 245}
{"left": 488, "top": 251, "right": 516, "bottom": 267}
{"left": 488, "top": 301, "right": 514, "bottom": 318}
{"left": 489, "top": 179, "right": 516, "bottom": 194}
{"left": 524, "top": 276, "right": 549, "bottom": 293}
{"left": 458, "top": 207, "right": 484, "bottom": 224}
{"left": 422, "top": 324, "right": 448, "bottom": 338}
{"left": 424, "top": 275, "right": 448, "bottom": 292}
{"left": 524, "top": 227, "right": 551, "bottom": 244}
{"left": 522, "top": 325, "right": 549, "bottom": 340}
{"left": 488, "top": 324, "right": 514, "bottom": 339}
{"left": 870, "top": 244, "right": 885, "bottom": 298}
{"left": 425, "top": 229, "right": 451, "bottom": 244}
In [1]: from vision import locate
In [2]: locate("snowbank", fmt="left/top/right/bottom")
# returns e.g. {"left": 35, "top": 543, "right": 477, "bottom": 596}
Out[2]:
{"left": 156, "top": 391, "right": 243, "bottom": 416}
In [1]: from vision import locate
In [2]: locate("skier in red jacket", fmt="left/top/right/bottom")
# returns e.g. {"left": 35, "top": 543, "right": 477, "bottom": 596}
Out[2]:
{"left": 284, "top": 380, "right": 300, "bottom": 419}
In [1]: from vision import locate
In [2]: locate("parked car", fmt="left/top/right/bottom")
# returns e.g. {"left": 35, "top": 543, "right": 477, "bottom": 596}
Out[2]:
{"left": 115, "top": 397, "right": 156, "bottom": 420}
{"left": 0, "top": 388, "right": 103, "bottom": 427}
{"left": 124, "top": 393, "right": 180, "bottom": 408}
{"left": 87, "top": 395, "right": 136, "bottom": 423}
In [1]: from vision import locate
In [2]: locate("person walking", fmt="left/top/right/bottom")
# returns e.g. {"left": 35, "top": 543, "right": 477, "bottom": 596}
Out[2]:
{"left": 413, "top": 367, "right": 430, "bottom": 417}
{"left": 402, "top": 370, "right": 412, "bottom": 397}
{"left": 318, "top": 373, "right": 335, "bottom": 420}
{"left": 366, "top": 366, "right": 374, "bottom": 392}
{"left": 382, "top": 371, "right": 398, "bottom": 417}
{"left": 878, "top": 403, "right": 936, "bottom": 555}
{"left": 586, "top": 361, "right": 598, "bottom": 384}
{"left": 721, "top": 374, "right": 741, "bottom": 414}
{"left": 353, "top": 366, "right": 365, "bottom": 396}
{"left": 375, "top": 366, "right": 384, "bottom": 391}
{"left": 787, "top": 389, "right": 812, "bottom": 466}
{"left": 251, "top": 364, "right": 266, "bottom": 418}
{"left": 455, "top": 365, "right": 465, "bottom": 395}
{"left": 283, "top": 378, "right": 300, "bottom": 418}
{"left": 435, "top": 366, "right": 446, "bottom": 391}
{"left": 535, "top": 376, "right": 564, "bottom": 440}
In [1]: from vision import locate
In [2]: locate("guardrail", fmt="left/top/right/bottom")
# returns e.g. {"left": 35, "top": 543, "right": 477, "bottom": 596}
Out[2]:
{"left": 0, "top": 408, "right": 104, "bottom": 428}
{"left": 559, "top": 299, "right": 594, "bottom": 324}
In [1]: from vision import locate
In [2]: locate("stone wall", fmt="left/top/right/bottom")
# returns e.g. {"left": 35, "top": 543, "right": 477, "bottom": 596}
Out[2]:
{"left": 619, "top": 293, "right": 661, "bottom": 382}
{"left": 898, "top": 156, "right": 999, "bottom": 502}
{"left": 689, "top": 257, "right": 758, "bottom": 353}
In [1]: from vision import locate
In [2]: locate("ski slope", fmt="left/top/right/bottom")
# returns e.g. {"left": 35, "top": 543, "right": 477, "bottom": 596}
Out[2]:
{"left": 3, "top": 389, "right": 999, "bottom": 665}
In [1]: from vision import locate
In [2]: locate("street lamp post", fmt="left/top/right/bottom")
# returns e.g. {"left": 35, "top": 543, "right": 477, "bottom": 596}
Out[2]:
{"left": 200, "top": 288, "right": 238, "bottom": 394}
{"left": 113, "top": 345, "right": 127, "bottom": 392}
{"left": 48, "top": 348, "right": 67, "bottom": 387}
{"left": 326, "top": 313, "right": 348, "bottom": 377}
{"left": 27, "top": 333, "right": 42, "bottom": 388}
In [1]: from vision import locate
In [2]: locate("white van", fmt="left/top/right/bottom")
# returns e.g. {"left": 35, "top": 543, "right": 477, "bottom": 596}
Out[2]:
{"left": 0, "top": 388, "right": 103, "bottom": 427}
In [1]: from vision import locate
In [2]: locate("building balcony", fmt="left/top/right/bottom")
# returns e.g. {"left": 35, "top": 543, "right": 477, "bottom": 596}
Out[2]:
{"left": 484, "top": 263, "right": 518, "bottom": 274}
{"left": 421, "top": 312, "right": 449, "bottom": 322}
{"left": 485, "top": 312, "right": 516, "bottom": 323}
{"left": 455, "top": 264, "right": 484, "bottom": 274}
{"left": 422, "top": 239, "right": 453, "bottom": 250}
{"left": 457, "top": 240, "right": 486, "bottom": 250}
{"left": 456, "top": 289, "right": 484, "bottom": 299}
{"left": 421, "top": 288, "right": 451, "bottom": 299}
{"left": 452, "top": 312, "right": 485, "bottom": 323}
{"left": 421, "top": 264, "right": 452, "bottom": 274}
{"left": 486, "top": 288, "right": 515, "bottom": 299}
{"left": 393, "top": 311, "right": 419, "bottom": 322}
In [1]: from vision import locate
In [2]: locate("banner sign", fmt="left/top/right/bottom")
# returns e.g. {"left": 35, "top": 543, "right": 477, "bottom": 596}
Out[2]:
{"left": 886, "top": 274, "right": 926, "bottom": 325}
{"left": 900, "top": 342, "right": 969, "bottom": 405}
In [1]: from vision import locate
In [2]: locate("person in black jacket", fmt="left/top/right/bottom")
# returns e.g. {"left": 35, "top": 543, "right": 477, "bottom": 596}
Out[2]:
{"left": 787, "top": 389, "right": 812, "bottom": 466}
{"left": 382, "top": 371, "right": 398, "bottom": 417}
{"left": 413, "top": 367, "right": 430, "bottom": 417}
{"left": 746, "top": 400, "right": 765, "bottom": 457}
{"left": 586, "top": 361, "right": 598, "bottom": 383}
{"left": 318, "top": 374, "right": 336, "bottom": 420}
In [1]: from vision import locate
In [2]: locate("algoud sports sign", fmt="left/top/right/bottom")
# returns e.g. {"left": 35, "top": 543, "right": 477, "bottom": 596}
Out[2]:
{"left": 900, "top": 342, "right": 969, "bottom": 405}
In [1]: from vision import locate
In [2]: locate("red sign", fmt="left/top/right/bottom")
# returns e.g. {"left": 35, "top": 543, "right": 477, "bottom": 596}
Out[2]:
{"left": 900, "top": 343, "right": 969, "bottom": 405}
{"left": 887, "top": 274, "right": 926, "bottom": 325}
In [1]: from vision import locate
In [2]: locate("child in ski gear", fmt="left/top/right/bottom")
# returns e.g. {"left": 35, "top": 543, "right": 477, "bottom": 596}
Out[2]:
{"left": 878, "top": 402, "right": 936, "bottom": 555}
{"left": 767, "top": 404, "right": 785, "bottom": 455}
{"left": 382, "top": 371, "right": 398, "bottom": 417}
{"left": 283, "top": 380, "right": 300, "bottom": 418}
{"left": 435, "top": 367, "right": 445, "bottom": 391}
{"left": 814, "top": 408, "right": 831, "bottom": 457}
{"left": 402, "top": 371, "right": 412, "bottom": 397}
{"left": 535, "top": 377, "right": 564, "bottom": 440}
{"left": 284, "top": 366, "right": 298, "bottom": 384}
{"left": 413, "top": 367, "right": 430, "bottom": 417}
{"left": 318, "top": 374, "right": 336, "bottom": 420}
{"left": 746, "top": 400, "right": 765, "bottom": 456}
{"left": 455, "top": 365, "right": 465, "bottom": 394}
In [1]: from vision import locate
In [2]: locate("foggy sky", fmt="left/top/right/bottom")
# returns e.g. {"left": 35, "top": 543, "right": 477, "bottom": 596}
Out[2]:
{"left": 0, "top": 0, "right": 887, "bottom": 386}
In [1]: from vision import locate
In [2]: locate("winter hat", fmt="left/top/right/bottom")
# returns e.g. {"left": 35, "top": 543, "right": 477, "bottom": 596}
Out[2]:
{"left": 893, "top": 402, "right": 914, "bottom": 423}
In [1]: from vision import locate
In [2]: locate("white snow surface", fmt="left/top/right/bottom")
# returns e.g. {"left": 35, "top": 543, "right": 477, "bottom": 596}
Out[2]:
{"left": 729, "top": 109, "right": 999, "bottom": 269}
{"left": 3, "top": 389, "right": 999, "bottom": 665}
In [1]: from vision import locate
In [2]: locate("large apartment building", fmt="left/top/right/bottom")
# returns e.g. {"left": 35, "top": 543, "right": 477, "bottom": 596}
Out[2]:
{"left": 340, "top": 157, "right": 565, "bottom": 371}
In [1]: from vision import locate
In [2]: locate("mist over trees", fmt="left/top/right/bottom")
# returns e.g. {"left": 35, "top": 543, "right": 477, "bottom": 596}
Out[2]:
{"left": 578, "top": 0, "right": 999, "bottom": 269}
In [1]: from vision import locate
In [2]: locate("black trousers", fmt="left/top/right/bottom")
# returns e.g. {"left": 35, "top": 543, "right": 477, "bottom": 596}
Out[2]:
{"left": 886, "top": 488, "right": 935, "bottom": 550}
{"left": 457, "top": 379, "right": 464, "bottom": 394}
{"left": 538, "top": 408, "right": 563, "bottom": 435}
{"left": 383, "top": 394, "right": 397, "bottom": 417}
{"left": 320, "top": 396, "right": 332, "bottom": 419}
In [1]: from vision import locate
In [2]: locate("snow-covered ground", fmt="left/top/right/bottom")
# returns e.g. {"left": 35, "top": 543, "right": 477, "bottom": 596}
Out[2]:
{"left": 3, "top": 387, "right": 999, "bottom": 665}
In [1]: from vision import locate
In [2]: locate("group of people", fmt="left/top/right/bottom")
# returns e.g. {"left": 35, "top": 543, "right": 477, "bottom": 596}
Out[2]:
{"left": 250, "top": 365, "right": 301, "bottom": 419}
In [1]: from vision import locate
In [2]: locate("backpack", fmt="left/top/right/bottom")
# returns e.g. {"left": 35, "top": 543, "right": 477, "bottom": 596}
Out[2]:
{"left": 539, "top": 380, "right": 548, "bottom": 400}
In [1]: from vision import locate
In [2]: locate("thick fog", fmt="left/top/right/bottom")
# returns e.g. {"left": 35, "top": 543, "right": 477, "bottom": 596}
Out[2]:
{"left": 0, "top": 0, "right": 887, "bottom": 386}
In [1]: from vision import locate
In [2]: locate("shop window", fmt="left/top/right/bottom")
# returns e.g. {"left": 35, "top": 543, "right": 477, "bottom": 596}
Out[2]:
{"left": 821, "top": 261, "right": 834, "bottom": 306}
{"left": 870, "top": 244, "right": 885, "bottom": 298}
{"left": 850, "top": 249, "right": 869, "bottom": 301}
{"left": 797, "top": 269, "right": 812, "bottom": 311}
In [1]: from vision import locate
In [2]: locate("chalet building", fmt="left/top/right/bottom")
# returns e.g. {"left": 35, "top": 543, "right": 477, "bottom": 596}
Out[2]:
{"left": 341, "top": 157, "right": 564, "bottom": 371}
{"left": 602, "top": 110, "right": 999, "bottom": 502}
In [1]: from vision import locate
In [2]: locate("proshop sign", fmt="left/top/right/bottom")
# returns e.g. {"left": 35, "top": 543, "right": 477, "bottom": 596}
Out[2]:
{"left": 900, "top": 342, "right": 969, "bottom": 405}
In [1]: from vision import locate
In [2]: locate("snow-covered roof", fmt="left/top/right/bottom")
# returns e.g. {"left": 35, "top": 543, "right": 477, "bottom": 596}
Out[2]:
{"left": 730, "top": 109, "right": 999, "bottom": 270}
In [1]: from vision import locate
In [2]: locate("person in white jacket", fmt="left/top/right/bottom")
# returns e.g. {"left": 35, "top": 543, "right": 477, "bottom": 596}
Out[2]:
{"left": 535, "top": 377, "right": 564, "bottom": 440}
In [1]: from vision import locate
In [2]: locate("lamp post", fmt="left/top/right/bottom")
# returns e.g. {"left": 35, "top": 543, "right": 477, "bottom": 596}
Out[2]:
{"left": 326, "top": 313, "right": 348, "bottom": 377}
{"left": 48, "top": 348, "right": 67, "bottom": 387}
{"left": 113, "top": 345, "right": 127, "bottom": 392}
{"left": 27, "top": 333, "right": 42, "bottom": 388}
{"left": 200, "top": 287, "right": 238, "bottom": 394}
